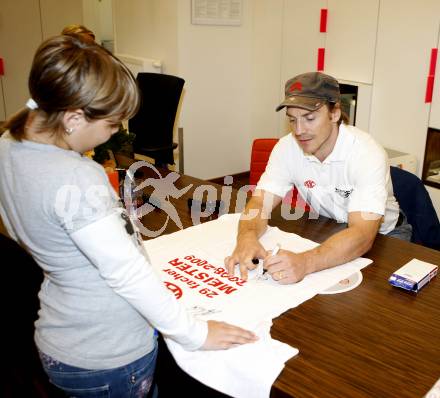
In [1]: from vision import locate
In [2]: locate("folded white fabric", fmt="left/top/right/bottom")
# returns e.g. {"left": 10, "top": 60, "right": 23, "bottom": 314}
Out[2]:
{"left": 426, "top": 378, "right": 440, "bottom": 398}
{"left": 143, "top": 213, "right": 372, "bottom": 397}
{"left": 165, "top": 320, "right": 298, "bottom": 398}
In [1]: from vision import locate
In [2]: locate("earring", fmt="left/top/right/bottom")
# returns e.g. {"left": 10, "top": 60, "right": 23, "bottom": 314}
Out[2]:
{"left": 65, "top": 127, "right": 74, "bottom": 135}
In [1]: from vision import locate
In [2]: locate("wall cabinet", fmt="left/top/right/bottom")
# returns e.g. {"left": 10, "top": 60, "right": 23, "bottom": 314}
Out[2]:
{"left": 429, "top": 47, "right": 440, "bottom": 130}
{"left": 426, "top": 35, "right": 440, "bottom": 213}
{"left": 430, "top": 83, "right": 440, "bottom": 129}
{"left": 325, "top": 0, "right": 379, "bottom": 84}
{"left": 0, "top": 82, "right": 5, "bottom": 121}
{"left": 279, "top": 0, "right": 378, "bottom": 136}
{"left": 369, "top": 0, "right": 440, "bottom": 178}
{"left": 280, "top": 0, "right": 326, "bottom": 85}
{"left": 0, "top": 0, "right": 82, "bottom": 118}
{"left": 281, "top": 0, "right": 379, "bottom": 87}
{"left": 368, "top": 0, "right": 440, "bottom": 216}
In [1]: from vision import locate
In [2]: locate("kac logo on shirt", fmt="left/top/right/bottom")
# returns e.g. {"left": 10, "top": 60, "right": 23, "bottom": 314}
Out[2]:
{"left": 304, "top": 180, "right": 316, "bottom": 189}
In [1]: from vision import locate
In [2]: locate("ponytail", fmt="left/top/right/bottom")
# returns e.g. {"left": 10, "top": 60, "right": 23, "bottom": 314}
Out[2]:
{"left": 1, "top": 108, "right": 30, "bottom": 140}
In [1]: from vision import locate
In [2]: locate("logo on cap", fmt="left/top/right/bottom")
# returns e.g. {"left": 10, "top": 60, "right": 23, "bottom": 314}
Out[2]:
{"left": 288, "top": 82, "right": 302, "bottom": 93}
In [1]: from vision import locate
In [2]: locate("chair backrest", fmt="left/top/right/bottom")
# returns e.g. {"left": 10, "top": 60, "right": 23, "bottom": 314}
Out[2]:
{"left": 249, "top": 138, "right": 310, "bottom": 210}
{"left": 249, "top": 138, "right": 279, "bottom": 186}
{"left": 390, "top": 166, "right": 440, "bottom": 249}
{"left": 128, "top": 72, "right": 185, "bottom": 165}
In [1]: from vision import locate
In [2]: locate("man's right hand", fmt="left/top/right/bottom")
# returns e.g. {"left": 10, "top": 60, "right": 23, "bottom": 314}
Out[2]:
{"left": 201, "top": 320, "right": 258, "bottom": 350}
{"left": 224, "top": 236, "right": 267, "bottom": 280}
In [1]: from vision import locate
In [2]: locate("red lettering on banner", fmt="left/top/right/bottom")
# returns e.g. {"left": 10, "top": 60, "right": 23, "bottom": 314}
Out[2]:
{"left": 169, "top": 258, "right": 184, "bottom": 266}
{"left": 164, "top": 282, "right": 183, "bottom": 299}
{"left": 217, "top": 285, "right": 237, "bottom": 294}
{"left": 165, "top": 256, "right": 246, "bottom": 297}
{"left": 199, "top": 288, "right": 219, "bottom": 298}
{"left": 190, "top": 258, "right": 206, "bottom": 265}
{"left": 162, "top": 268, "right": 200, "bottom": 289}
{"left": 188, "top": 281, "right": 200, "bottom": 289}
{"left": 206, "top": 278, "right": 223, "bottom": 288}
{"left": 194, "top": 272, "right": 210, "bottom": 280}
{"left": 175, "top": 263, "right": 192, "bottom": 272}
{"left": 183, "top": 268, "right": 198, "bottom": 276}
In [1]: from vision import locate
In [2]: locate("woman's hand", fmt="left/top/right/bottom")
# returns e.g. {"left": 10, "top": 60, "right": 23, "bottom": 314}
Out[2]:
{"left": 201, "top": 320, "right": 258, "bottom": 350}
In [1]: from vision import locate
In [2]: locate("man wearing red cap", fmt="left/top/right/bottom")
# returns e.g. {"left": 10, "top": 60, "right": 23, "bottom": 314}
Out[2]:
{"left": 225, "top": 72, "right": 410, "bottom": 284}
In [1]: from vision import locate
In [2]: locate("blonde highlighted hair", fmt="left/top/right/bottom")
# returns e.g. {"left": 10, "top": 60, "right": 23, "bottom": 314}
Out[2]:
{"left": 3, "top": 35, "right": 139, "bottom": 140}
{"left": 61, "top": 24, "right": 95, "bottom": 42}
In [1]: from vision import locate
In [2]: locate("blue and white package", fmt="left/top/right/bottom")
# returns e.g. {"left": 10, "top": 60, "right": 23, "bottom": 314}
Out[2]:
{"left": 389, "top": 259, "right": 438, "bottom": 292}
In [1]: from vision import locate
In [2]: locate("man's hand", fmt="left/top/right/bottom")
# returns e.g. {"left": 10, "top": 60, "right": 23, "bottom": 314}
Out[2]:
{"left": 264, "top": 249, "right": 309, "bottom": 284}
{"left": 225, "top": 189, "right": 282, "bottom": 279}
{"left": 224, "top": 236, "right": 267, "bottom": 280}
{"left": 264, "top": 211, "right": 382, "bottom": 284}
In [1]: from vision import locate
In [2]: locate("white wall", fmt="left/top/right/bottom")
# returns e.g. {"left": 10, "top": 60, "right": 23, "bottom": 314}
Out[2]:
{"left": 149, "top": 0, "right": 178, "bottom": 74}
{"left": 40, "top": 0, "right": 83, "bottom": 38}
{"left": 250, "top": 0, "right": 284, "bottom": 141}
{"left": 83, "top": 0, "right": 113, "bottom": 49}
{"left": 177, "top": 0, "right": 253, "bottom": 179}
{"left": 99, "top": 0, "right": 114, "bottom": 41}
{"left": 111, "top": 1, "right": 291, "bottom": 179}
{"left": 113, "top": 0, "right": 155, "bottom": 57}
{"left": 113, "top": 0, "right": 178, "bottom": 73}
{"left": 82, "top": 0, "right": 101, "bottom": 41}
{"left": 112, "top": 0, "right": 285, "bottom": 179}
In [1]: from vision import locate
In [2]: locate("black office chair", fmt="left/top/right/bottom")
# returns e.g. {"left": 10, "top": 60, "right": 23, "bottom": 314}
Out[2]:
{"left": 390, "top": 166, "right": 440, "bottom": 250}
{"left": 129, "top": 72, "right": 185, "bottom": 169}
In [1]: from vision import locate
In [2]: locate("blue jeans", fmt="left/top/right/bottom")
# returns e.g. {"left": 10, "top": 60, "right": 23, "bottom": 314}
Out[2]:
{"left": 386, "top": 211, "right": 412, "bottom": 241}
{"left": 39, "top": 344, "right": 158, "bottom": 398}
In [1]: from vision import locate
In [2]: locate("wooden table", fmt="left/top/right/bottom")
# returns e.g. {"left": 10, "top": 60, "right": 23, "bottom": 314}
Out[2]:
{"left": 134, "top": 166, "right": 440, "bottom": 398}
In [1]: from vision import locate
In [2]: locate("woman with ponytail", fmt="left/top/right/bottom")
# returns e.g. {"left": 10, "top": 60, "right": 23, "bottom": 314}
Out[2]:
{"left": 0, "top": 35, "right": 257, "bottom": 397}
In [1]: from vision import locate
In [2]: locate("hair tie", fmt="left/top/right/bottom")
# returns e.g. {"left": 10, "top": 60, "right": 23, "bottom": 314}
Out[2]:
{"left": 26, "top": 98, "right": 39, "bottom": 110}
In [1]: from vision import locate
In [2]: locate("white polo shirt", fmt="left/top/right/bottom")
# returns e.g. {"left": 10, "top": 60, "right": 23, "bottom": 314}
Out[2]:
{"left": 257, "top": 124, "right": 399, "bottom": 234}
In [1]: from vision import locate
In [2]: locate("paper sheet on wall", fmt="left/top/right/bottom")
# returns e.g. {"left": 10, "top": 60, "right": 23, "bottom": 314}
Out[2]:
{"left": 143, "top": 213, "right": 372, "bottom": 398}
